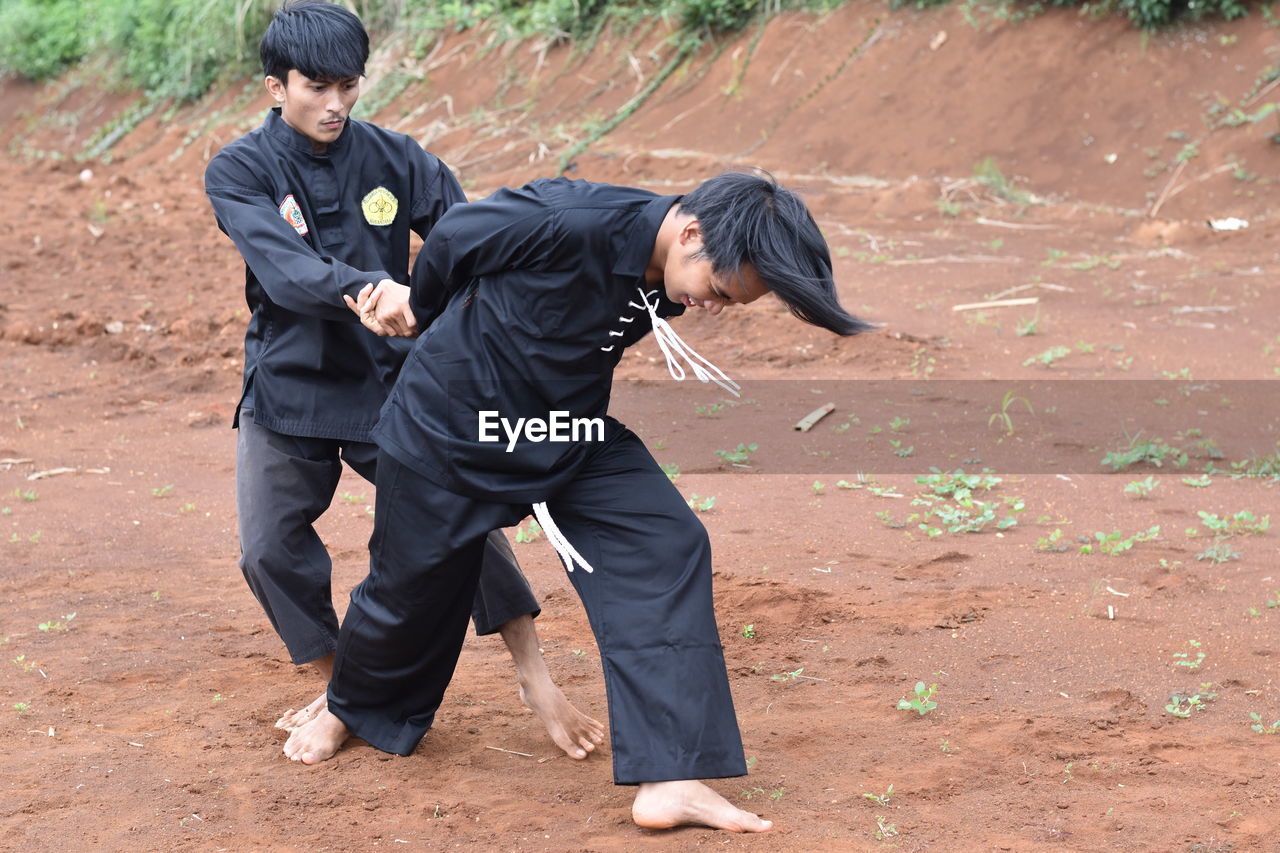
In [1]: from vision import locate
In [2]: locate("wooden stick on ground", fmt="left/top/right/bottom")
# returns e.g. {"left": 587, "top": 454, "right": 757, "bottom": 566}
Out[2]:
{"left": 794, "top": 403, "right": 835, "bottom": 432}
{"left": 951, "top": 297, "right": 1039, "bottom": 313}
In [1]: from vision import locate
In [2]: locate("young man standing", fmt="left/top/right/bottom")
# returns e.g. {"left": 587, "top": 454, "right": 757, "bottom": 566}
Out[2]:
{"left": 286, "top": 171, "right": 872, "bottom": 832}
{"left": 203, "top": 0, "right": 601, "bottom": 759}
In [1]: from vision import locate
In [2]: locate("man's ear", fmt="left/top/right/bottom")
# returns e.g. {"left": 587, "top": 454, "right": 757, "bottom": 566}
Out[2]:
{"left": 677, "top": 217, "right": 703, "bottom": 247}
{"left": 264, "top": 74, "right": 287, "bottom": 103}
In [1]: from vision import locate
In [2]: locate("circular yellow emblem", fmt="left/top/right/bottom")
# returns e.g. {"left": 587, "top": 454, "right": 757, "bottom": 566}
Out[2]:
{"left": 362, "top": 186, "right": 398, "bottom": 226}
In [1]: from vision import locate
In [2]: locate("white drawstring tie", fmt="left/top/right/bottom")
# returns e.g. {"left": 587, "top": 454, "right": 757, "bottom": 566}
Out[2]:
{"left": 537, "top": 288, "right": 740, "bottom": 574}
{"left": 635, "top": 287, "right": 741, "bottom": 397}
{"left": 532, "top": 502, "right": 595, "bottom": 573}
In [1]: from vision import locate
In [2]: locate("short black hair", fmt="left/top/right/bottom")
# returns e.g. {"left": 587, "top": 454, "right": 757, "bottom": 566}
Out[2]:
{"left": 260, "top": 0, "right": 369, "bottom": 84}
{"left": 679, "top": 171, "right": 873, "bottom": 336}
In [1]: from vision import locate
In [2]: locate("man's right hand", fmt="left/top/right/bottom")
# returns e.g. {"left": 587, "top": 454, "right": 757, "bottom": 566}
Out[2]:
{"left": 343, "top": 279, "right": 419, "bottom": 337}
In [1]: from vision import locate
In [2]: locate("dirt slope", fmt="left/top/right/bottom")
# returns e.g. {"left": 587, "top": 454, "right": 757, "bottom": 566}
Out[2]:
{"left": 2, "top": 3, "right": 1279, "bottom": 851}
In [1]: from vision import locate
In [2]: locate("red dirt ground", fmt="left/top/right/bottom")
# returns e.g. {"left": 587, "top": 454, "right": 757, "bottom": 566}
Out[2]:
{"left": 2, "top": 3, "right": 1279, "bottom": 850}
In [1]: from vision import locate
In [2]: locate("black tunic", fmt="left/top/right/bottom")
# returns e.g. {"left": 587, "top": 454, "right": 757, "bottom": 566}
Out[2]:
{"left": 374, "top": 178, "right": 687, "bottom": 502}
{"left": 204, "top": 108, "right": 464, "bottom": 441}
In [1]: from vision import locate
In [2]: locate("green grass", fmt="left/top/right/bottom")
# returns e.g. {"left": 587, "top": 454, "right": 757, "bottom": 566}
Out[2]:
{"left": 0, "top": 0, "right": 1258, "bottom": 103}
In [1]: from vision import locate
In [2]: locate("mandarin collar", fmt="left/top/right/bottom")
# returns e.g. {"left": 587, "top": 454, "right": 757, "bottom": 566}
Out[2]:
{"left": 611, "top": 194, "right": 680, "bottom": 280}
{"left": 263, "top": 107, "right": 350, "bottom": 156}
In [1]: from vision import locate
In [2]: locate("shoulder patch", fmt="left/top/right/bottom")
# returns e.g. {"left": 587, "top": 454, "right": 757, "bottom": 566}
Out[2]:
{"left": 278, "top": 194, "right": 309, "bottom": 236}
{"left": 362, "top": 186, "right": 398, "bottom": 227}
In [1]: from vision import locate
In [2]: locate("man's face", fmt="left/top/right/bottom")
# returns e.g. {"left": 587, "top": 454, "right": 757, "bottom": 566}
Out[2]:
{"left": 662, "top": 221, "right": 769, "bottom": 316}
{"left": 265, "top": 70, "right": 360, "bottom": 152}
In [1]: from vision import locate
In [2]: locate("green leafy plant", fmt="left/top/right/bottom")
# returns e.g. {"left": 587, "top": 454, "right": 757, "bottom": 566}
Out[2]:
{"left": 1172, "top": 640, "right": 1205, "bottom": 670}
{"left": 1123, "top": 476, "right": 1160, "bottom": 499}
{"left": 515, "top": 519, "right": 542, "bottom": 543}
{"left": 661, "top": 463, "right": 680, "bottom": 482}
{"left": 1198, "top": 510, "right": 1270, "bottom": 537}
{"left": 686, "top": 494, "right": 716, "bottom": 512}
{"left": 988, "top": 389, "right": 1034, "bottom": 435}
{"left": 13, "top": 702, "right": 30, "bottom": 716}
{"left": 1102, "top": 434, "right": 1188, "bottom": 471}
{"left": 770, "top": 667, "right": 804, "bottom": 682}
{"left": 1090, "top": 525, "right": 1160, "bottom": 556}
{"left": 1250, "top": 712, "right": 1280, "bottom": 734}
{"left": 972, "top": 157, "right": 1032, "bottom": 205}
{"left": 1165, "top": 688, "right": 1216, "bottom": 718}
{"left": 897, "top": 681, "right": 938, "bottom": 715}
{"left": 1023, "top": 345, "right": 1071, "bottom": 368}
{"left": 715, "top": 442, "right": 759, "bottom": 467}
{"left": 862, "top": 784, "right": 894, "bottom": 806}
{"left": 741, "top": 624, "right": 756, "bottom": 639}
{"left": 1036, "top": 528, "right": 1067, "bottom": 552}
{"left": 1015, "top": 308, "right": 1040, "bottom": 337}
{"left": 1197, "top": 541, "right": 1240, "bottom": 563}
{"left": 38, "top": 613, "right": 76, "bottom": 633}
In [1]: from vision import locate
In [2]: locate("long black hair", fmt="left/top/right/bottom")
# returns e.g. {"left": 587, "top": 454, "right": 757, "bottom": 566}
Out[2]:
{"left": 260, "top": 0, "right": 369, "bottom": 83}
{"left": 679, "top": 170, "right": 873, "bottom": 336}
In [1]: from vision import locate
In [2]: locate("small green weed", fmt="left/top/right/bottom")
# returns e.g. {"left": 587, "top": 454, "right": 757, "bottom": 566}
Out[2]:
{"left": 989, "top": 389, "right": 1034, "bottom": 436}
{"left": 1249, "top": 712, "right": 1280, "bottom": 734}
{"left": 515, "top": 519, "right": 543, "bottom": 543}
{"left": 1198, "top": 510, "right": 1270, "bottom": 537}
{"left": 1089, "top": 525, "right": 1160, "bottom": 556}
{"left": 1036, "top": 528, "right": 1067, "bottom": 552}
{"left": 338, "top": 492, "right": 367, "bottom": 504}
{"left": 770, "top": 667, "right": 805, "bottom": 682}
{"left": 1165, "top": 688, "right": 1216, "bottom": 718}
{"left": 741, "top": 624, "right": 756, "bottom": 639}
{"left": 916, "top": 467, "right": 1001, "bottom": 498}
{"left": 897, "top": 681, "right": 938, "bottom": 715}
{"left": 14, "top": 702, "right": 30, "bottom": 716}
{"left": 38, "top": 613, "right": 76, "bottom": 633}
{"left": 862, "top": 784, "right": 894, "bottom": 806}
{"left": 1172, "top": 640, "right": 1205, "bottom": 670}
{"left": 1182, "top": 475, "right": 1212, "bottom": 487}
{"left": 1015, "top": 308, "right": 1041, "bottom": 337}
{"left": 686, "top": 494, "right": 716, "bottom": 512}
{"left": 1023, "top": 345, "right": 1071, "bottom": 368}
{"left": 661, "top": 463, "right": 680, "bottom": 482}
{"left": 1102, "top": 434, "right": 1188, "bottom": 471}
{"left": 1197, "top": 541, "right": 1240, "bottom": 563}
{"left": 716, "top": 443, "right": 759, "bottom": 467}
{"left": 151, "top": 484, "right": 173, "bottom": 497}
{"left": 1124, "top": 476, "right": 1160, "bottom": 499}
{"left": 13, "top": 488, "right": 37, "bottom": 502}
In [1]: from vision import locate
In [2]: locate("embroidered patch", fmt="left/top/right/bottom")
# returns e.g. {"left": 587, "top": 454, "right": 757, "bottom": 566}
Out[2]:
{"left": 362, "top": 186, "right": 398, "bottom": 226}
{"left": 278, "top": 194, "right": 309, "bottom": 236}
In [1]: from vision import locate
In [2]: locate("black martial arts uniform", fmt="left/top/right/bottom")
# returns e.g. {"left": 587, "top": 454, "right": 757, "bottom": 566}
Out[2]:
{"left": 330, "top": 178, "right": 748, "bottom": 784}
{"left": 204, "top": 108, "right": 539, "bottom": 664}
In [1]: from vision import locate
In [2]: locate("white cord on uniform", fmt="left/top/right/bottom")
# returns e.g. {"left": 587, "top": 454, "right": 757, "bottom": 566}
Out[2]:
{"left": 636, "top": 287, "right": 741, "bottom": 397}
{"left": 532, "top": 502, "right": 595, "bottom": 574}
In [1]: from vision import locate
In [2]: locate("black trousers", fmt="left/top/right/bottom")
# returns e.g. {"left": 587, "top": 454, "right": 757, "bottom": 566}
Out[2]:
{"left": 327, "top": 428, "right": 747, "bottom": 784}
{"left": 235, "top": 408, "right": 539, "bottom": 665}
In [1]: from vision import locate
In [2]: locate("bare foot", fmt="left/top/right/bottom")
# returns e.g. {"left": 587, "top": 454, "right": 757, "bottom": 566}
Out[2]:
{"left": 274, "top": 692, "right": 326, "bottom": 731}
{"left": 631, "top": 780, "right": 772, "bottom": 833}
{"left": 518, "top": 676, "right": 605, "bottom": 759}
{"left": 282, "top": 707, "right": 349, "bottom": 765}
